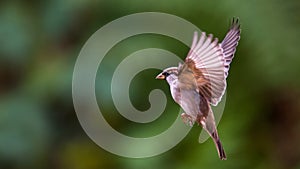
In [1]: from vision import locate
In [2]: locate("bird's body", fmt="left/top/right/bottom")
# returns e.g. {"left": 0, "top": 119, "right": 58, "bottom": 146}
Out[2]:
{"left": 156, "top": 18, "right": 241, "bottom": 160}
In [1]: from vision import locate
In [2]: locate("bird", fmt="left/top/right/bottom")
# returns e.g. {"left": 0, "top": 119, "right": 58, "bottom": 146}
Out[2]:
{"left": 155, "top": 18, "right": 241, "bottom": 160}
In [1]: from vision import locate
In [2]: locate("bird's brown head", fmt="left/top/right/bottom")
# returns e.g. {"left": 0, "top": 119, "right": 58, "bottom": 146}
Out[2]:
{"left": 155, "top": 67, "right": 178, "bottom": 80}
{"left": 155, "top": 71, "right": 170, "bottom": 80}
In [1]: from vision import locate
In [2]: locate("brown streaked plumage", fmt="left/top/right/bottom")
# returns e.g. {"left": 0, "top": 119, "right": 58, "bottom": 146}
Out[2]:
{"left": 156, "top": 18, "right": 241, "bottom": 160}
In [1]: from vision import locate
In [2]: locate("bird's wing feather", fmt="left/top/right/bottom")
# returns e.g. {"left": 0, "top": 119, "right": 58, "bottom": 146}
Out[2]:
{"left": 185, "top": 18, "right": 241, "bottom": 106}
{"left": 221, "top": 18, "right": 241, "bottom": 77}
{"left": 177, "top": 63, "right": 210, "bottom": 118}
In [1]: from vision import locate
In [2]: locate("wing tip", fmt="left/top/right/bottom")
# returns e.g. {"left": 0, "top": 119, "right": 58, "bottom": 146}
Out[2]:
{"left": 230, "top": 17, "right": 241, "bottom": 30}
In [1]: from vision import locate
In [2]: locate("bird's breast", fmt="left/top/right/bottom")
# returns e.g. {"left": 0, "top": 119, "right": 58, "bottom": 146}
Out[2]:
{"left": 170, "top": 84, "right": 181, "bottom": 104}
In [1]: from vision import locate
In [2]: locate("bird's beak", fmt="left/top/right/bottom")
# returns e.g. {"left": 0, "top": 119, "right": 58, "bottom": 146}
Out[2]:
{"left": 155, "top": 73, "right": 165, "bottom": 80}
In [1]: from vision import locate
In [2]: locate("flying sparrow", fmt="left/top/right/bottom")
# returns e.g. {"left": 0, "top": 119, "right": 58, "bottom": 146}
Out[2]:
{"left": 156, "top": 18, "right": 241, "bottom": 160}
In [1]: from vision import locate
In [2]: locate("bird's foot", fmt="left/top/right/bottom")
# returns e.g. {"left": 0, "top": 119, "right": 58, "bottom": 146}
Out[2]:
{"left": 196, "top": 116, "right": 206, "bottom": 127}
{"left": 181, "top": 113, "right": 194, "bottom": 127}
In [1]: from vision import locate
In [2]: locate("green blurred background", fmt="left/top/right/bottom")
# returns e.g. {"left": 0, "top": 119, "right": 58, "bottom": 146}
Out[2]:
{"left": 1, "top": 0, "right": 300, "bottom": 169}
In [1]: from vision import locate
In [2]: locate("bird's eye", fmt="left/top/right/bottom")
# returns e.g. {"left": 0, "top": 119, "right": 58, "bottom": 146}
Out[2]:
{"left": 162, "top": 72, "right": 170, "bottom": 77}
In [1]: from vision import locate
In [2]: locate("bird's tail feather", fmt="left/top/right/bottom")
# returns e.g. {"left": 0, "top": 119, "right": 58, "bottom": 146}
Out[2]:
{"left": 198, "top": 105, "right": 226, "bottom": 160}
{"left": 211, "top": 131, "right": 227, "bottom": 160}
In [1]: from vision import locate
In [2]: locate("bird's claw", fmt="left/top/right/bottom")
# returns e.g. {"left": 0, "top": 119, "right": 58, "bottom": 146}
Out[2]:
{"left": 181, "top": 113, "right": 194, "bottom": 127}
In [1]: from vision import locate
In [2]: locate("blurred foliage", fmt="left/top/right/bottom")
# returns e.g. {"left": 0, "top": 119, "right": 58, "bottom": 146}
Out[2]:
{"left": 0, "top": 0, "right": 300, "bottom": 169}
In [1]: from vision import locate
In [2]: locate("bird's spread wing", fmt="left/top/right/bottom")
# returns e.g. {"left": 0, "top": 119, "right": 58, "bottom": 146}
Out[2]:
{"left": 184, "top": 18, "right": 241, "bottom": 106}
{"left": 221, "top": 18, "right": 241, "bottom": 77}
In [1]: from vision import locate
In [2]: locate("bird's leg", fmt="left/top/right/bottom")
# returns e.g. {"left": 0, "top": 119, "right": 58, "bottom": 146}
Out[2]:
{"left": 196, "top": 116, "right": 206, "bottom": 127}
{"left": 181, "top": 113, "right": 194, "bottom": 126}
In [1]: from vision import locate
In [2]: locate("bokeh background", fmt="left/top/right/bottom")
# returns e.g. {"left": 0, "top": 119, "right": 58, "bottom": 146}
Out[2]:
{"left": 1, "top": 0, "right": 300, "bottom": 169}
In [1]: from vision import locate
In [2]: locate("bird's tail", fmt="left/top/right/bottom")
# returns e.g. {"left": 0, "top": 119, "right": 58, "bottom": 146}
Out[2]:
{"left": 211, "top": 131, "right": 227, "bottom": 160}
{"left": 198, "top": 104, "right": 227, "bottom": 160}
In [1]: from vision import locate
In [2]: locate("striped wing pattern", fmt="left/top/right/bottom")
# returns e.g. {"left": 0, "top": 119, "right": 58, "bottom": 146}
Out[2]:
{"left": 185, "top": 18, "right": 241, "bottom": 106}
{"left": 222, "top": 18, "right": 241, "bottom": 77}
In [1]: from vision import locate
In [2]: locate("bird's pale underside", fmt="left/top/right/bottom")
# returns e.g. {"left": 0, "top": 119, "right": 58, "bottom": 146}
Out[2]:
{"left": 156, "top": 18, "right": 241, "bottom": 160}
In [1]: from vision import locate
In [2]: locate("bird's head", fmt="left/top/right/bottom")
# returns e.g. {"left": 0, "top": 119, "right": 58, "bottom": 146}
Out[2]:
{"left": 155, "top": 67, "right": 178, "bottom": 80}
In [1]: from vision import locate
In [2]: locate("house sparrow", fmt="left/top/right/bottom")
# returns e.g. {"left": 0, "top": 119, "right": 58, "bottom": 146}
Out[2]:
{"left": 156, "top": 18, "right": 241, "bottom": 160}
